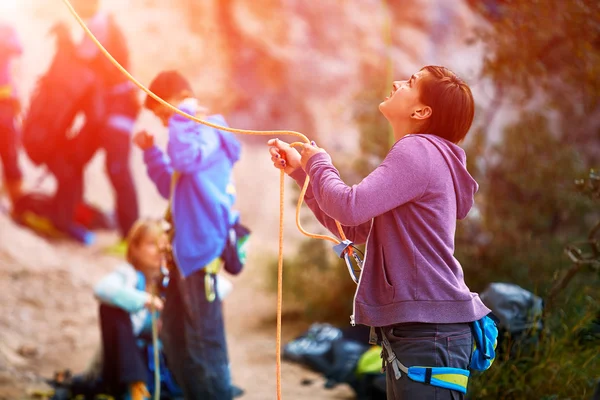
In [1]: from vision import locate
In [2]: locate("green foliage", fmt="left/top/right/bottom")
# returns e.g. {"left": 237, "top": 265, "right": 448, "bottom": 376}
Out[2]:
{"left": 475, "top": 0, "right": 600, "bottom": 105}
{"left": 457, "top": 113, "right": 595, "bottom": 292}
{"left": 472, "top": 0, "right": 600, "bottom": 160}
{"left": 459, "top": 3, "right": 600, "bottom": 396}
{"left": 267, "top": 237, "right": 356, "bottom": 325}
{"left": 469, "top": 283, "right": 600, "bottom": 400}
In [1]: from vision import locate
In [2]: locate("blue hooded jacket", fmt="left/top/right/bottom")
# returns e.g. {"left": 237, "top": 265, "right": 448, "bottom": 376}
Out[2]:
{"left": 143, "top": 100, "right": 241, "bottom": 278}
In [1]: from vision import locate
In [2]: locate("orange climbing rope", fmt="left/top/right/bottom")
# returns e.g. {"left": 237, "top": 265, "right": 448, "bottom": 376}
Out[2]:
{"left": 60, "top": 1, "right": 350, "bottom": 398}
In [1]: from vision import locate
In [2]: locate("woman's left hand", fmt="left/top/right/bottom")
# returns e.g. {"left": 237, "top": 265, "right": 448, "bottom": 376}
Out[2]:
{"left": 300, "top": 141, "right": 326, "bottom": 171}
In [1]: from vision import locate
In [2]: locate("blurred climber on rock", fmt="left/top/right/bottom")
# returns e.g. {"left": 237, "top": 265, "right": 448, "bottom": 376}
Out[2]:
{"left": 0, "top": 22, "right": 24, "bottom": 210}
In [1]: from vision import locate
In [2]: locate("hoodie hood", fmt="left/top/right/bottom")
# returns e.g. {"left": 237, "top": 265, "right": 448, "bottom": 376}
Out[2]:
{"left": 210, "top": 115, "right": 241, "bottom": 165}
{"left": 175, "top": 99, "right": 241, "bottom": 165}
{"left": 411, "top": 134, "right": 478, "bottom": 219}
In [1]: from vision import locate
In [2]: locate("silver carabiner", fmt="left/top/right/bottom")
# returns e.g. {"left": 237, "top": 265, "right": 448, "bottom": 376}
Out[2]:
{"left": 333, "top": 240, "right": 364, "bottom": 284}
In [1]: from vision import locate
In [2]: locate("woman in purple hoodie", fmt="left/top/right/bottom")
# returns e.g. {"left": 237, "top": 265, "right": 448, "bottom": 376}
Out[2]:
{"left": 268, "top": 66, "right": 491, "bottom": 399}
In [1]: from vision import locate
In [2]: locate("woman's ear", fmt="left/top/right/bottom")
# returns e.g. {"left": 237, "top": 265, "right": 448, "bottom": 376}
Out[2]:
{"left": 411, "top": 106, "right": 432, "bottom": 120}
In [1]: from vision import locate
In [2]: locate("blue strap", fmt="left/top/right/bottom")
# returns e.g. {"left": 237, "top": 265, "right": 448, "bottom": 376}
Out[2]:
{"left": 407, "top": 366, "right": 470, "bottom": 394}
{"left": 424, "top": 367, "right": 432, "bottom": 384}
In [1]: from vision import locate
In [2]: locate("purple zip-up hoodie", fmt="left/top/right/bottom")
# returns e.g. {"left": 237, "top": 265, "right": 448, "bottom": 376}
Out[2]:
{"left": 290, "top": 134, "right": 490, "bottom": 327}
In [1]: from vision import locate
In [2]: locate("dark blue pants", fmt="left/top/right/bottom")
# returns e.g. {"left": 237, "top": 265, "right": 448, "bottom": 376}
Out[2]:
{"left": 161, "top": 267, "right": 233, "bottom": 400}
{"left": 99, "top": 304, "right": 148, "bottom": 397}
{"left": 0, "top": 102, "right": 22, "bottom": 183}
{"left": 45, "top": 152, "right": 84, "bottom": 233}
{"left": 100, "top": 120, "right": 138, "bottom": 238}
{"left": 383, "top": 322, "right": 473, "bottom": 400}
{"left": 46, "top": 91, "right": 138, "bottom": 237}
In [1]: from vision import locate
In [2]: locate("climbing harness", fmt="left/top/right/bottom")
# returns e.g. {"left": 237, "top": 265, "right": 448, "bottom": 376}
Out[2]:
{"left": 376, "top": 313, "right": 499, "bottom": 394}
{"left": 378, "top": 328, "right": 471, "bottom": 394}
{"left": 60, "top": 1, "right": 362, "bottom": 398}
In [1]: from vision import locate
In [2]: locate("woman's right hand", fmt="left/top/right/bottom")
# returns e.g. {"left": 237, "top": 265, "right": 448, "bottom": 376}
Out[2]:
{"left": 267, "top": 138, "right": 301, "bottom": 175}
{"left": 145, "top": 295, "right": 164, "bottom": 312}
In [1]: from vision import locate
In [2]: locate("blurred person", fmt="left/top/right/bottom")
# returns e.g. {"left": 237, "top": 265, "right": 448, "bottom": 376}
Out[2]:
{"left": 94, "top": 219, "right": 176, "bottom": 400}
{"left": 268, "top": 66, "right": 492, "bottom": 399}
{"left": 71, "top": 0, "right": 140, "bottom": 245}
{"left": 0, "top": 22, "right": 23, "bottom": 209}
{"left": 134, "top": 70, "right": 246, "bottom": 400}
{"left": 25, "top": 0, "right": 139, "bottom": 244}
{"left": 50, "top": 219, "right": 236, "bottom": 400}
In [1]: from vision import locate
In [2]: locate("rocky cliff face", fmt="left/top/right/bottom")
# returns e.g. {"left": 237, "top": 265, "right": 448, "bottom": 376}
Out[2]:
{"left": 178, "top": 0, "right": 481, "bottom": 150}
{"left": 16, "top": 0, "right": 482, "bottom": 150}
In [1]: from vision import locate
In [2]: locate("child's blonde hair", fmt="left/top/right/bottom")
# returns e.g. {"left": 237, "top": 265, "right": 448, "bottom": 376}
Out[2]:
{"left": 126, "top": 219, "right": 164, "bottom": 268}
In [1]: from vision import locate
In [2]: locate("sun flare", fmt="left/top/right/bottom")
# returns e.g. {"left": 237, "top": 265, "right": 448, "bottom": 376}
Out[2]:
{"left": 0, "top": 0, "right": 20, "bottom": 12}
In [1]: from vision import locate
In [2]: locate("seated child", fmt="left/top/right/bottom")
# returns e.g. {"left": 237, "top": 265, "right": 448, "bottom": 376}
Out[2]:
{"left": 94, "top": 219, "right": 173, "bottom": 400}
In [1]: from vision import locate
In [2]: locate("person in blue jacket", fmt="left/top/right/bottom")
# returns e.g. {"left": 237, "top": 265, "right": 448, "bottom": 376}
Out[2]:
{"left": 133, "top": 70, "right": 242, "bottom": 400}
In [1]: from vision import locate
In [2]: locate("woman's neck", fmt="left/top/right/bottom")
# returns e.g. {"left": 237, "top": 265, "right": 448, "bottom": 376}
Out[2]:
{"left": 391, "top": 120, "right": 412, "bottom": 143}
{"left": 390, "top": 115, "right": 424, "bottom": 143}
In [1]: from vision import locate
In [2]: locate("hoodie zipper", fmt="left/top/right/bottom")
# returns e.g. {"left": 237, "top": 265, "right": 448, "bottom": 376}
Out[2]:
{"left": 350, "top": 218, "right": 374, "bottom": 326}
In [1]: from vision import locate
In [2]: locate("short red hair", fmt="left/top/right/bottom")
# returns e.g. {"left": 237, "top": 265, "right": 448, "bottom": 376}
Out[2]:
{"left": 418, "top": 66, "right": 475, "bottom": 144}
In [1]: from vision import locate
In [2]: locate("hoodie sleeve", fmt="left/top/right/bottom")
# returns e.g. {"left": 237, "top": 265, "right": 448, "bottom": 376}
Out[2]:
{"left": 305, "top": 136, "right": 431, "bottom": 226}
{"left": 167, "top": 101, "right": 222, "bottom": 174}
{"left": 94, "top": 265, "right": 150, "bottom": 313}
{"left": 143, "top": 145, "right": 173, "bottom": 200}
{"left": 289, "top": 169, "right": 372, "bottom": 245}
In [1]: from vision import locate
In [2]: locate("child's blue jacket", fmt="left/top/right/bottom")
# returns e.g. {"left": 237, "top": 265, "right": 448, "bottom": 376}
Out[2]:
{"left": 143, "top": 99, "right": 241, "bottom": 278}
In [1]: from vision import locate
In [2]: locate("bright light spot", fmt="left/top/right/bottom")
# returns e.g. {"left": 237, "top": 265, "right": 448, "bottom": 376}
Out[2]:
{"left": 0, "top": 0, "right": 20, "bottom": 11}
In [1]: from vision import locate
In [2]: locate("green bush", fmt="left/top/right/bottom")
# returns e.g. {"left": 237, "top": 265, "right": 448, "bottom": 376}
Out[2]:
{"left": 267, "top": 236, "right": 357, "bottom": 325}
{"left": 469, "top": 282, "right": 600, "bottom": 399}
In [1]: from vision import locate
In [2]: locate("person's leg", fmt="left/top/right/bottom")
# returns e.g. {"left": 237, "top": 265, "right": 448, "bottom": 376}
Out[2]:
{"left": 102, "top": 127, "right": 138, "bottom": 238}
{"left": 383, "top": 322, "right": 473, "bottom": 400}
{"left": 101, "top": 92, "right": 139, "bottom": 238}
{"left": 45, "top": 154, "right": 85, "bottom": 234}
{"left": 180, "top": 270, "right": 233, "bottom": 400}
{"left": 99, "top": 304, "right": 148, "bottom": 397}
{"left": 159, "top": 269, "right": 189, "bottom": 395}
